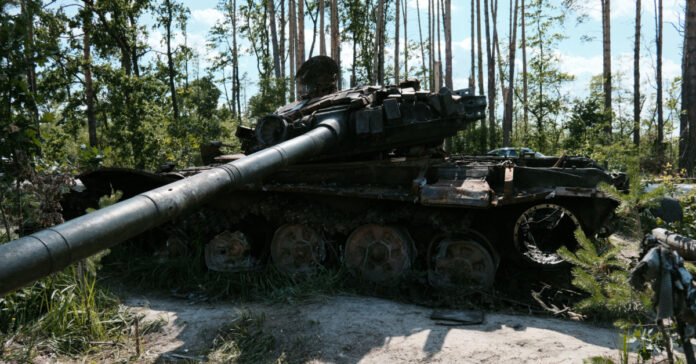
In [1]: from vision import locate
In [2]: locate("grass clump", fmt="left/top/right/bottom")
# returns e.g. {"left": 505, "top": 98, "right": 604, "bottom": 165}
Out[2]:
{"left": 0, "top": 189, "right": 133, "bottom": 361}
{"left": 207, "top": 312, "right": 278, "bottom": 363}
{"left": 0, "top": 263, "right": 133, "bottom": 360}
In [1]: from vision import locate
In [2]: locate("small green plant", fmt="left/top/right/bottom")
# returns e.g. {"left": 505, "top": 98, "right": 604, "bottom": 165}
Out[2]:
{"left": 599, "top": 165, "right": 669, "bottom": 240}
{"left": 557, "top": 229, "right": 652, "bottom": 321}
{"left": 207, "top": 312, "right": 276, "bottom": 363}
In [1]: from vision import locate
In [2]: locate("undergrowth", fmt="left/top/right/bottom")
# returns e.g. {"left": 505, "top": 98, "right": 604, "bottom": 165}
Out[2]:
{"left": 0, "top": 189, "right": 133, "bottom": 361}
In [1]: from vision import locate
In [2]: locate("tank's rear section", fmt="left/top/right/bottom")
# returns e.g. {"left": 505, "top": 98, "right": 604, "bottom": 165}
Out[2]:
{"left": 67, "top": 79, "right": 624, "bottom": 290}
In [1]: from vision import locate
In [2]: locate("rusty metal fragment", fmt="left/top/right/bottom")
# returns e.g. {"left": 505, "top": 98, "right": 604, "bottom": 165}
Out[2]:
{"left": 205, "top": 230, "right": 260, "bottom": 272}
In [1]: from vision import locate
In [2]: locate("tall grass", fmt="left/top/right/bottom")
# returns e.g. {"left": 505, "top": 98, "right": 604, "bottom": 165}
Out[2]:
{"left": 0, "top": 189, "right": 132, "bottom": 360}
{"left": 0, "top": 263, "right": 133, "bottom": 359}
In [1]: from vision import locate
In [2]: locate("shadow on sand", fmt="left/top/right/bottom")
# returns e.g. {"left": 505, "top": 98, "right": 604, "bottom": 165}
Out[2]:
{"left": 124, "top": 294, "right": 620, "bottom": 363}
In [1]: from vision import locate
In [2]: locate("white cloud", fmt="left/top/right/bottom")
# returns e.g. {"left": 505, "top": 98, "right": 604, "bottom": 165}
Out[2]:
{"left": 558, "top": 50, "right": 680, "bottom": 84}
{"left": 582, "top": 0, "right": 682, "bottom": 24}
{"left": 192, "top": 8, "right": 224, "bottom": 27}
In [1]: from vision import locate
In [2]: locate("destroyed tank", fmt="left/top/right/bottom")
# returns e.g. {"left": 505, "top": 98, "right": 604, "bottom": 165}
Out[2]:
{"left": 0, "top": 57, "right": 626, "bottom": 295}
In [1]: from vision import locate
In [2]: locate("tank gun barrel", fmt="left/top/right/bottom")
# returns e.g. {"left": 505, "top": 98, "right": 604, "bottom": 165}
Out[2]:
{"left": 0, "top": 113, "right": 346, "bottom": 296}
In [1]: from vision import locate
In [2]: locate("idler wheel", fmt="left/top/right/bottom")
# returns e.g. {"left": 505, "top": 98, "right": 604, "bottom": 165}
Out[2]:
{"left": 205, "top": 230, "right": 260, "bottom": 272}
{"left": 428, "top": 238, "right": 497, "bottom": 290}
{"left": 513, "top": 203, "right": 582, "bottom": 266}
{"left": 271, "top": 224, "right": 326, "bottom": 276}
{"left": 343, "top": 224, "right": 414, "bottom": 284}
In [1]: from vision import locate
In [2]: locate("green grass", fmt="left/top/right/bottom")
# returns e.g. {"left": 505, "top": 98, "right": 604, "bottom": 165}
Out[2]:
{"left": 207, "top": 312, "right": 278, "bottom": 363}
{"left": 0, "top": 263, "right": 133, "bottom": 361}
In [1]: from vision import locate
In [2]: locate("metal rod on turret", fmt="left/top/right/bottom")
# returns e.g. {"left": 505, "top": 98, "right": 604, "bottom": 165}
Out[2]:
{"left": 0, "top": 113, "right": 346, "bottom": 296}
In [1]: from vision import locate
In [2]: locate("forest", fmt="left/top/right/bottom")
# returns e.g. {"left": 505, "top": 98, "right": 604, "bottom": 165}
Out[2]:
{"left": 4, "top": 1, "right": 696, "bottom": 362}
{"left": 2, "top": 0, "right": 696, "bottom": 176}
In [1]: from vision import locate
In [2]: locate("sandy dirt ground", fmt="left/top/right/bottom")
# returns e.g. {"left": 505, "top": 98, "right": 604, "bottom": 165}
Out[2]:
{"left": 125, "top": 294, "right": 624, "bottom": 363}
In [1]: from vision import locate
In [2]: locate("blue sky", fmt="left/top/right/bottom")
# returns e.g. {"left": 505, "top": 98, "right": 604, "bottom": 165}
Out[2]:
{"left": 141, "top": 0, "right": 685, "bottom": 111}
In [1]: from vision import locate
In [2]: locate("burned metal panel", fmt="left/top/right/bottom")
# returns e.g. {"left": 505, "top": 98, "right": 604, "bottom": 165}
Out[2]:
{"left": 420, "top": 179, "right": 493, "bottom": 207}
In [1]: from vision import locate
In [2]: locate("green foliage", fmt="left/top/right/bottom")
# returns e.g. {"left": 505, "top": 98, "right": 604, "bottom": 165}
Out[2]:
{"left": 667, "top": 190, "right": 696, "bottom": 238}
{"left": 599, "top": 166, "right": 668, "bottom": 239}
{"left": 557, "top": 230, "right": 651, "bottom": 321}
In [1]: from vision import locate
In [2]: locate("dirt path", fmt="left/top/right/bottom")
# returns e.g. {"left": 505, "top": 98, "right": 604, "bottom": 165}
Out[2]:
{"left": 125, "top": 294, "right": 622, "bottom": 363}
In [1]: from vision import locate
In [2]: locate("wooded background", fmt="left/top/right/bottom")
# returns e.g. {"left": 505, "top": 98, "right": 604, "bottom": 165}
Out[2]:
{"left": 2, "top": 0, "right": 696, "bottom": 176}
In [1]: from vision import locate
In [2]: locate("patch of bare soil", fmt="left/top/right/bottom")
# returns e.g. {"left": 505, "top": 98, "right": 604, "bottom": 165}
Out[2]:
{"left": 124, "top": 294, "right": 622, "bottom": 363}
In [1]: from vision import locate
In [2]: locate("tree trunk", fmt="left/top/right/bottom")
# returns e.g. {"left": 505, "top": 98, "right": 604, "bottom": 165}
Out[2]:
{"left": 601, "top": 0, "right": 612, "bottom": 136}
{"left": 289, "top": 0, "right": 296, "bottom": 100}
{"left": 428, "top": 0, "right": 433, "bottom": 89}
{"left": 633, "top": 0, "right": 641, "bottom": 145}
{"left": 83, "top": 0, "right": 98, "bottom": 147}
{"left": 269, "top": 0, "right": 281, "bottom": 79}
{"left": 444, "top": 0, "right": 452, "bottom": 89}
{"left": 233, "top": 0, "right": 241, "bottom": 116}
{"left": 476, "top": 0, "right": 486, "bottom": 149}
{"left": 656, "top": 0, "right": 664, "bottom": 161}
{"left": 470, "top": 0, "right": 475, "bottom": 89}
{"left": 403, "top": 0, "right": 408, "bottom": 78}
{"left": 395, "top": 0, "right": 400, "bottom": 83}
{"left": 280, "top": 0, "right": 286, "bottom": 78}
{"left": 484, "top": 0, "right": 495, "bottom": 149}
{"left": 128, "top": 14, "right": 140, "bottom": 78}
{"left": 330, "top": 0, "right": 340, "bottom": 88}
{"left": 476, "top": 0, "right": 484, "bottom": 96}
{"left": 320, "top": 0, "right": 326, "bottom": 56}
{"left": 492, "top": 1, "right": 505, "bottom": 102}
{"left": 503, "top": 0, "right": 519, "bottom": 147}
{"left": 165, "top": 0, "right": 179, "bottom": 121}
{"left": 308, "top": 1, "right": 318, "bottom": 57}
{"left": 21, "top": 0, "right": 40, "bottom": 152}
{"left": 374, "top": 0, "right": 385, "bottom": 85}
{"left": 417, "top": 0, "right": 427, "bottom": 85}
{"left": 521, "top": 0, "right": 528, "bottom": 136}
{"left": 683, "top": 0, "right": 696, "bottom": 175}
{"left": 297, "top": 0, "right": 305, "bottom": 95}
